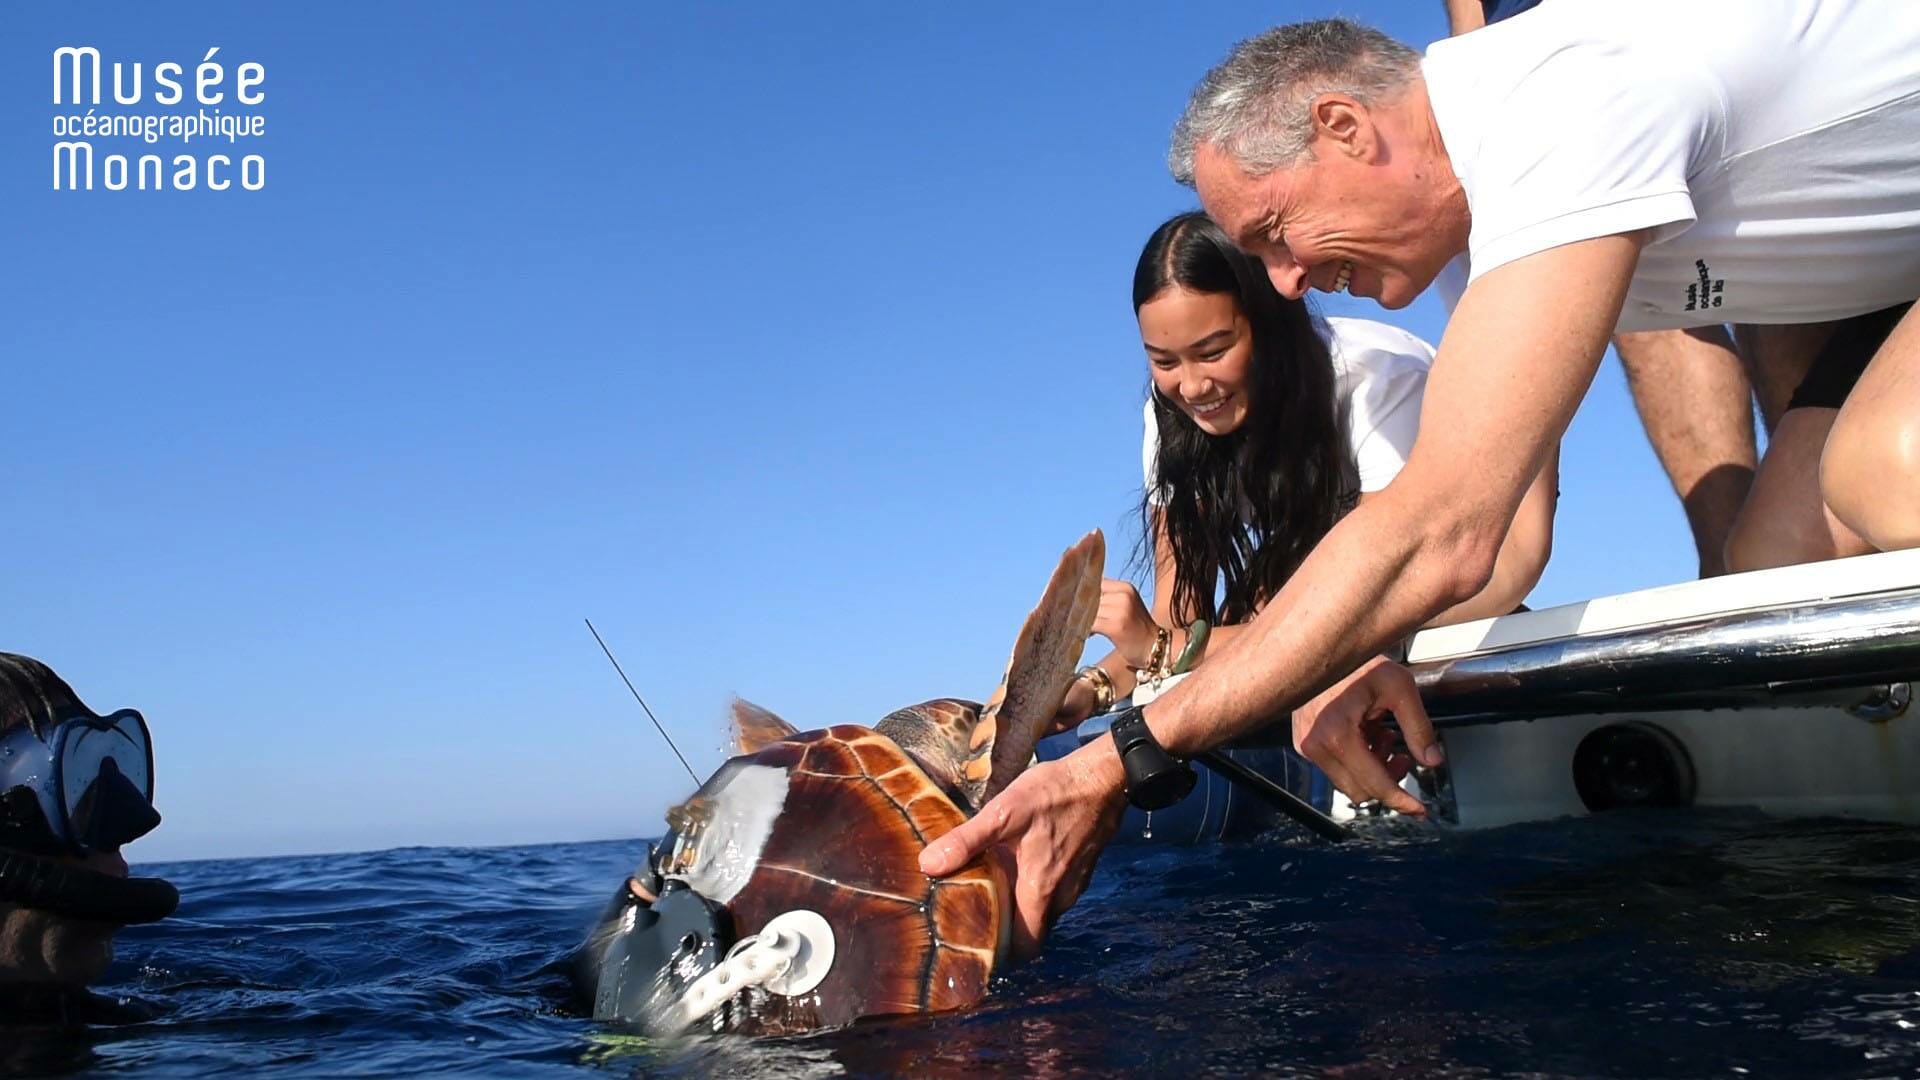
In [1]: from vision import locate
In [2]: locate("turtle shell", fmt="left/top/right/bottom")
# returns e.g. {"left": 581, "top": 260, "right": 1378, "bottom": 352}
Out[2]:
{"left": 669, "top": 724, "right": 1011, "bottom": 1034}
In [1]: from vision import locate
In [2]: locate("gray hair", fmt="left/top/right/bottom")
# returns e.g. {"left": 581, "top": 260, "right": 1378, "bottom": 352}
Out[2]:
{"left": 1169, "top": 19, "right": 1421, "bottom": 184}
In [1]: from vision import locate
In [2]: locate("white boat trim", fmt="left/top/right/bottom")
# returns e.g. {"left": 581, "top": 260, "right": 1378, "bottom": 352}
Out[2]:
{"left": 1408, "top": 547, "right": 1920, "bottom": 663}
{"left": 1411, "top": 585, "right": 1920, "bottom": 725}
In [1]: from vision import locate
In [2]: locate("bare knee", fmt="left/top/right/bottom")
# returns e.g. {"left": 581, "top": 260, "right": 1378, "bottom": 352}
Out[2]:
{"left": 1822, "top": 417, "right": 1920, "bottom": 550}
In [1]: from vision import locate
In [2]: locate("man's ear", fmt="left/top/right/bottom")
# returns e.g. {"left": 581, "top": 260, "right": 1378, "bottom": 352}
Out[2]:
{"left": 1310, "top": 94, "right": 1372, "bottom": 160}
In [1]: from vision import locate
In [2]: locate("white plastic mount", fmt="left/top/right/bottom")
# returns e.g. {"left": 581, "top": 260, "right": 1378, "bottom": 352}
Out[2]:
{"left": 760, "top": 909, "right": 835, "bottom": 996}
{"left": 667, "top": 908, "right": 838, "bottom": 1029}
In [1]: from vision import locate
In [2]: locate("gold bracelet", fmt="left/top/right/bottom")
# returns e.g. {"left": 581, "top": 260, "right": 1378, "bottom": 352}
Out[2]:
{"left": 1140, "top": 626, "right": 1172, "bottom": 688}
{"left": 1077, "top": 665, "right": 1115, "bottom": 713}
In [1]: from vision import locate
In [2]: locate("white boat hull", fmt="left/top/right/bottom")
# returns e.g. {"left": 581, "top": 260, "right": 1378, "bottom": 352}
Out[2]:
{"left": 1439, "top": 690, "right": 1920, "bottom": 828}
{"left": 1407, "top": 548, "right": 1920, "bottom": 829}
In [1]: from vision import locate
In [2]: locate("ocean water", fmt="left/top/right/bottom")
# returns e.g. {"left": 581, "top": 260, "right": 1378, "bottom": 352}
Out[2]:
{"left": 17, "top": 812, "right": 1920, "bottom": 1078}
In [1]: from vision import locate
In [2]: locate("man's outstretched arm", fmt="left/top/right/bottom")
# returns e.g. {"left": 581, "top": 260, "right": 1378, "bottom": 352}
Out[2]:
{"left": 921, "top": 233, "right": 1646, "bottom": 951}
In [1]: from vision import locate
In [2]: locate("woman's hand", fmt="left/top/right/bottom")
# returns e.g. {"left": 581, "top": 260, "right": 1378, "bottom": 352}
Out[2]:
{"left": 1092, "top": 578, "right": 1159, "bottom": 668}
{"left": 1047, "top": 676, "right": 1098, "bottom": 735}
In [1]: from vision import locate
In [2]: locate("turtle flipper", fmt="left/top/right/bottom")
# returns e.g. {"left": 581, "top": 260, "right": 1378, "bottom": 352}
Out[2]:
{"left": 964, "top": 530, "right": 1105, "bottom": 807}
{"left": 731, "top": 698, "right": 800, "bottom": 754}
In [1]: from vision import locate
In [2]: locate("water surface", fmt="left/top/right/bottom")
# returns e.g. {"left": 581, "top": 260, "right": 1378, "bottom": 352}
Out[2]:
{"left": 18, "top": 812, "right": 1920, "bottom": 1077}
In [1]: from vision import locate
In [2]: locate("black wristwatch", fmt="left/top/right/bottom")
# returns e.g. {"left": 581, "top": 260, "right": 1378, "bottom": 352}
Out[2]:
{"left": 1108, "top": 705, "right": 1197, "bottom": 811}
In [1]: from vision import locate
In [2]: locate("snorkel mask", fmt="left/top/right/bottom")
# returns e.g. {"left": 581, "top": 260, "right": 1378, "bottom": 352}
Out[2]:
{"left": 0, "top": 710, "right": 178, "bottom": 925}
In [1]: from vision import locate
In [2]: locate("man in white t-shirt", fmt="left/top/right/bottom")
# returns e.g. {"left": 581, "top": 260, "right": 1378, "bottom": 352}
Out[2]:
{"left": 1442, "top": 1, "right": 1913, "bottom": 580}
{"left": 1445, "top": 0, "right": 1758, "bottom": 584}
{"left": 917, "top": 3, "right": 1920, "bottom": 950}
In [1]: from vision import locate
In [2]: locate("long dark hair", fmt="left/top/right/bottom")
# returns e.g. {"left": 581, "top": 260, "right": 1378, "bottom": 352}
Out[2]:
{"left": 1134, "top": 211, "right": 1348, "bottom": 626}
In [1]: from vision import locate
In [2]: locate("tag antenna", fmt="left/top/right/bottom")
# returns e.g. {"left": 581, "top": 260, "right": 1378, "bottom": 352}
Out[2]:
{"left": 585, "top": 618, "right": 700, "bottom": 786}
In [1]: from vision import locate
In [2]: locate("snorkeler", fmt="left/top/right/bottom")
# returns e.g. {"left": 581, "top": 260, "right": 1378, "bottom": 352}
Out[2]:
{"left": 0, "top": 653, "right": 178, "bottom": 1025}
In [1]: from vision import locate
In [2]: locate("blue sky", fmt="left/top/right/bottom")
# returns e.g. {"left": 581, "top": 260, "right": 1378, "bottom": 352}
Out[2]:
{"left": 3, "top": 1, "right": 1698, "bottom": 862}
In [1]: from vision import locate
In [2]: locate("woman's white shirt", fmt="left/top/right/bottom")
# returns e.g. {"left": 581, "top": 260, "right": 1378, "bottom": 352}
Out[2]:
{"left": 1142, "top": 315, "right": 1434, "bottom": 503}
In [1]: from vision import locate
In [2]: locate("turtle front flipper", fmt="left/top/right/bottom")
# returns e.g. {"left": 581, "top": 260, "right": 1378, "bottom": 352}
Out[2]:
{"left": 964, "top": 529, "right": 1105, "bottom": 807}
{"left": 731, "top": 698, "right": 800, "bottom": 754}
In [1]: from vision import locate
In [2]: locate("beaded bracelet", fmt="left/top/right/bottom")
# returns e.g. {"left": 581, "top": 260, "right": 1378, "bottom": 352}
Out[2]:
{"left": 1137, "top": 626, "right": 1174, "bottom": 690}
{"left": 1142, "top": 626, "right": 1171, "bottom": 685}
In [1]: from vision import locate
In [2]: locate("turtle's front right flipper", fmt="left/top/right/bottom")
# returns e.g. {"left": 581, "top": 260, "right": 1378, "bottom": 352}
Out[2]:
{"left": 965, "top": 530, "right": 1105, "bottom": 806}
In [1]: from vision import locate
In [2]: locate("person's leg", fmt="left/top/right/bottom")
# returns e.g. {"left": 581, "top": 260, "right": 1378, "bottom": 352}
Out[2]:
{"left": 1730, "top": 306, "right": 1909, "bottom": 568}
{"left": 1733, "top": 323, "right": 1829, "bottom": 434}
{"left": 1724, "top": 407, "right": 1874, "bottom": 571}
{"left": 1613, "top": 326, "right": 1756, "bottom": 577}
{"left": 1824, "top": 303, "right": 1920, "bottom": 550}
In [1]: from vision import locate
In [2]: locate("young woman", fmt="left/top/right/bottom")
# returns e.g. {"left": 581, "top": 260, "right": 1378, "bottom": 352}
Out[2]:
{"left": 1058, "top": 212, "right": 1558, "bottom": 727}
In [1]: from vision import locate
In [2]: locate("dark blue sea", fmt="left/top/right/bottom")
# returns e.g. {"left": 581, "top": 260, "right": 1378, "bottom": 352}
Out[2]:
{"left": 19, "top": 812, "right": 1920, "bottom": 1077}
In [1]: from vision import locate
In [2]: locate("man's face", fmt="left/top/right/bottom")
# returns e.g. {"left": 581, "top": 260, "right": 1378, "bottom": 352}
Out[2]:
{"left": 0, "top": 850, "right": 126, "bottom": 988}
{"left": 1192, "top": 128, "right": 1456, "bottom": 310}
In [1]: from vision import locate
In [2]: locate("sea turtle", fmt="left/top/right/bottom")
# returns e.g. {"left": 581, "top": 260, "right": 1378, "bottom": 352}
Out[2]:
{"left": 574, "top": 530, "right": 1104, "bottom": 1035}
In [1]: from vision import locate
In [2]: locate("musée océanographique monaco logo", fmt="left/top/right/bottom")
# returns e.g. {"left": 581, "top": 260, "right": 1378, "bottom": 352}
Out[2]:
{"left": 52, "top": 45, "right": 266, "bottom": 192}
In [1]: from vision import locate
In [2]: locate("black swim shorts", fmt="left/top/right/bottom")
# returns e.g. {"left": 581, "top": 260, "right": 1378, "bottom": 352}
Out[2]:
{"left": 1786, "top": 302, "right": 1914, "bottom": 412}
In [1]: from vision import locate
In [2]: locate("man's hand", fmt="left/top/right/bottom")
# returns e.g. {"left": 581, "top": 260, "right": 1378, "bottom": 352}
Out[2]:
{"left": 918, "top": 741, "right": 1127, "bottom": 962}
{"left": 1092, "top": 578, "right": 1159, "bottom": 668}
{"left": 1291, "top": 655, "right": 1441, "bottom": 816}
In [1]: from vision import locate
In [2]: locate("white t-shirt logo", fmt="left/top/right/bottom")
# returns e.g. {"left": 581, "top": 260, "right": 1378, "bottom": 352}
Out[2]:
{"left": 1423, "top": 0, "right": 1920, "bottom": 331}
{"left": 1684, "top": 259, "right": 1724, "bottom": 312}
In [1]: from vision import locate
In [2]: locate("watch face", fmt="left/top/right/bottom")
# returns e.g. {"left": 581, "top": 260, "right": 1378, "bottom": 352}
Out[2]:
{"left": 1132, "top": 763, "right": 1197, "bottom": 811}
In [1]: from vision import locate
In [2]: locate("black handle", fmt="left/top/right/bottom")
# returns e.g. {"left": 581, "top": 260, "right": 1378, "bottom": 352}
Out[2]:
{"left": 1193, "top": 750, "right": 1350, "bottom": 843}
